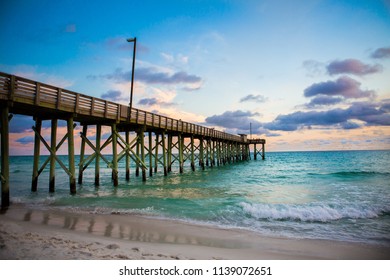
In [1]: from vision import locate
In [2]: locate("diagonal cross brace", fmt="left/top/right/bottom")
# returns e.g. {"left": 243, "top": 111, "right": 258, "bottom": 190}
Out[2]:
{"left": 37, "top": 124, "right": 76, "bottom": 176}
{"left": 32, "top": 125, "right": 72, "bottom": 177}
{"left": 115, "top": 131, "right": 148, "bottom": 169}
{"left": 79, "top": 132, "right": 113, "bottom": 169}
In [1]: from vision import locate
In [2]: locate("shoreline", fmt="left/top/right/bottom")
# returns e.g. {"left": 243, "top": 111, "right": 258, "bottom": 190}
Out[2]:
{"left": 1, "top": 204, "right": 389, "bottom": 260}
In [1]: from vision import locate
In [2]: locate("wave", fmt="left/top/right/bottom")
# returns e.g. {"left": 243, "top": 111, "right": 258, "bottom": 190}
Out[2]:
{"left": 308, "top": 171, "right": 390, "bottom": 177}
{"left": 240, "top": 202, "right": 390, "bottom": 222}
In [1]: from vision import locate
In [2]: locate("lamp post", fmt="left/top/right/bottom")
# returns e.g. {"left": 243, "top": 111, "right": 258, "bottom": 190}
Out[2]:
{"left": 127, "top": 37, "right": 137, "bottom": 116}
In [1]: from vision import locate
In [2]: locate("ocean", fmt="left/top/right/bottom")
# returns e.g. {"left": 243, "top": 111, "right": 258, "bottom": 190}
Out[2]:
{"left": 7, "top": 150, "right": 390, "bottom": 246}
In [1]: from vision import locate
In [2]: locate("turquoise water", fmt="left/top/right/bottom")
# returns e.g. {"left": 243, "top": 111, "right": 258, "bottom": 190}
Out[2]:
{"left": 7, "top": 150, "right": 390, "bottom": 245}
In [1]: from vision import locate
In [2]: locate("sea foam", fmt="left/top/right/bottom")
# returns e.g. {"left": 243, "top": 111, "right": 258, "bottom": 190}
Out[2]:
{"left": 240, "top": 202, "right": 388, "bottom": 222}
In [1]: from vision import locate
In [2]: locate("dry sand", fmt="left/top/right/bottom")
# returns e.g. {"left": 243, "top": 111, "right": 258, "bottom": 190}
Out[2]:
{"left": 0, "top": 204, "right": 389, "bottom": 260}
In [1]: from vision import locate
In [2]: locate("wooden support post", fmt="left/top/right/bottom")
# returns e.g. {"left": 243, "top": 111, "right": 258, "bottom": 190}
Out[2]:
{"left": 140, "top": 129, "right": 146, "bottom": 181}
{"left": 154, "top": 134, "right": 159, "bottom": 173}
{"left": 149, "top": 131, "right": 153, "bottom": 177}
{"left": 154, "top": 133, "right": 160, "bottom": 173}
{"left": 216, "top": 141, "right": 220, "bottom": 166}
{"left": 95, "top": 125, "right": 101, "bottom": 186}
{"left": 67, "top": 117, "right": 76, "bottom": 194}
{"left": 167, "top": 134, "right": 172, "bottom": 172}
{"left": 190, "top": 136, "right": 195, "bottom": 171}
{"left": 125, "top": 131, "right": 130, "bottom": 180}
{"left": 31, "top": 118, "right": 42, "bottom": 192}
{"left": 211, "top": 140, "right": 215, "bottom": 167}
{"left": 135, "top": 132, "right": 140, "bottom": 177}
{"left": 205, "top": 140, "right": 209, "bottom": 167}
{"left": 162, "top": 132, "right": 168, "bottom": 176}
{"left": 179, "top": 134, "right": 184, "bottom": 173}
{"left": 262, "top": 142, "right": 265, "bottom": 160}
{"left": 111, "top": 124, "right": 119, "bottom": 186}
{"left": 254, "top": 144, "right": 257, "bottom": 160}
{"left": 1, "top": 106, "right": 10, "bottom": 209}
{"left": 78, "top": 125, "right": 87, "bottom": 184}
{"left": 199, "top": 138, "right": 205, "bottom": 170}
{"left": 49, "top": 119, "right": 57, "bottom": 193}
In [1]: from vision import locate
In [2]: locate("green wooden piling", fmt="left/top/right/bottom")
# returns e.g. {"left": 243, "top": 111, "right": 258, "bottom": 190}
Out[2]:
{"left": 1, "top": 106, "right": 10, "bottom": 209}
{"left": 111, "top": 124, "right": 119, "bottom": 186}
{"left": 95, "top": 125, "right": 101, "bottom": 185}
{"left": 154, "top": 134, "right": 159, "bottom": 173}
{"left": 149, "top": 131, "right": 153, "bottom": 177}
{"left": 49, "top": 119, "right": 57, "bottom": 193}
{"left": 179, "top": 134, "right": 184, "bottom": 173}
{"left": 162, "top": 132, "right": 167, "bottom": 176}
{"left": 125, "top": 130, "right": 130, "bottom": 180}
{"left": 67, "top": 117, "right": 76, "bottom": 194}
{"left": 31, "top": 118, "right": 41, "bottom": 192}
{"left": 140, "top": 129, "right": 146, "bottom": 181}
{"left": 78, "top": 125, "right": 87, "bottom": 184}
{"left": 190, "top": 136, "right": 195, "bottom": 171}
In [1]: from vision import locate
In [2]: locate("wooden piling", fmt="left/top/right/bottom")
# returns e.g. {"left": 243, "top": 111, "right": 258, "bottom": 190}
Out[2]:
{"left": 154, "top": 134, "right": 159, "bottom": 173}
{"left": 67, "top": 116, "right": 76, "bottom": 194}
{"left": 31, "top": 118, "right": 42, "bottom": 192}
{"left": 95, "top": 125, "right": 101, "bottom": 185}
{"left": 1, "top": 106, "right": 10, "bottom": 208}
{"left": 135, "top": 133, "right": 140, "bottom": 177}
{"left": 167, "top": 134, "right": 172, "bottom": 172}
{"left": 149, "top": 131, "right": 153, "bottom": 177}
{"left": 111, "top": 124, "right": 119, "bottom": 186}
{"left": 262, "top": 142, "right": 265, "bottom": 160}
{"left": 49, "top": 119, "right": 57, "bottom": 193}
{"left": 140, "top": 129, "right": 146, "bottom": 181}
{"left": 125, "top": 131, "right": 130, "bottom": 180}
{"left": 190, "top": 136, "right": 195, "bottom": 171}
{"left": 179, "top": 134, "right": 184, "bottom": 173}
{"left": 162, "top": 132, "right": 168, "bottom": 176}
{"left": 78, "top": 125, "right": 87, "bottom": 184}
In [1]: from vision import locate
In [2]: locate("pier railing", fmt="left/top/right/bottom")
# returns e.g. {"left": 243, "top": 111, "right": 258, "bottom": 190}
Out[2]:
{"left": 0, "top": 72, "right": 242, "bottom": 142}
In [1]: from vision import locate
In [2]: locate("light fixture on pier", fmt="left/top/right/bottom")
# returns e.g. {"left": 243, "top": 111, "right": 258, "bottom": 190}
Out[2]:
{"left": 127, "top": 37, "right": 137, "bottom": 118}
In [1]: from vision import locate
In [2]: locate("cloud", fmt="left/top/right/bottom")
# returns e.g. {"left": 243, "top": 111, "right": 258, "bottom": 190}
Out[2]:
{"left": 341, "top": 121, "right": 361, "bottom": 130}
{"left": 9, "top": 115, "right": 34, "bottom": 133}
{"left": 138, "top": 98, "right": 159, "bottom": 106}
{"left": 205, "top": 110, "right": 271, "bottom": 135}
{"left": 264, "top": 100, "right": 390, "bottom": 131}
{"left": 91, "top": 67, "right": 202, "bottom": 87}
{"left": 9, "top": 115, "right": 68, "bottom": 133}
{"left": 137, "top": 67, "right": 202, "bottom": 85}
{"left": 239, "top": 94, "right": 268, "bottom": 103}
{"left": 371, "top": 47, "right": 390, "bottom": 59}
{"left": 16, "top": 136, "right": 35, "bottom": 144}
{"left": 305, "top": 95, "right": 343, "bottom": 108}
{"left": 326, "top": 59, "right": 382, "bottom": 76}
{"left": 101, "top": 90, "right": 124, "bottom": 102}
{"left": 138, "top": 97, "right": 176, "bottom": 107}
{"left": 304, "top": 76, "right": 375, "bottom": 99}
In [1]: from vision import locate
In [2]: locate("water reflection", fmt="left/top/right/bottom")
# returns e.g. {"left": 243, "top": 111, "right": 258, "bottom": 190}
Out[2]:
{"left": 11, "top": 209, "right": 248, "bottom": 249}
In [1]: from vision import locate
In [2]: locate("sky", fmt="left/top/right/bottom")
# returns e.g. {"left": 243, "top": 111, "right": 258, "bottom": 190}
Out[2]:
{"left": 1, "top": 0, "right": 390, "bottom": 154}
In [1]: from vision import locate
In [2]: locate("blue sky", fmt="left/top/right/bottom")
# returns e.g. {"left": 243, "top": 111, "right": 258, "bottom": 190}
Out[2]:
{"left": 1, "top": 0, "right": 390, "bottom": 153}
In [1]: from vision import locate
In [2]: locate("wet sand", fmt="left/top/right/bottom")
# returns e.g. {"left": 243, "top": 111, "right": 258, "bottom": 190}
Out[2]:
{"left": 0, "top": 204, "right": 389, "bottom": 260}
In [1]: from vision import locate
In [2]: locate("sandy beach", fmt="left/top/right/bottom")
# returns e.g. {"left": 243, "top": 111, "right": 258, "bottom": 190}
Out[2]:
{"left": 0, "top": 204, "right": 388, "bottom": 260}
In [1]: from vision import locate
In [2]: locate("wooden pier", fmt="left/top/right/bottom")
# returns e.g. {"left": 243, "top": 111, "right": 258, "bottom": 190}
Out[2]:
{"left": 0, "top": 72, "right": 265, "bottom": 208}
